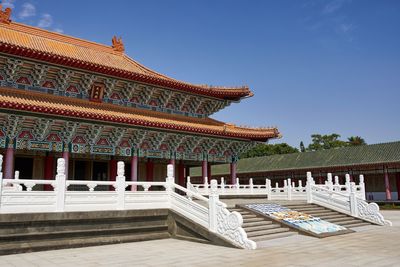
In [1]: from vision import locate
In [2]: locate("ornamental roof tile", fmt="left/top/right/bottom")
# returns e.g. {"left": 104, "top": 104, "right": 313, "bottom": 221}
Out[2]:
{"left": 0, "top": 19, "right": 252, "bottom": 100}
{"left": 191, "top": 142, "right": 400, "bottom": 176}
{"left": 0, "top": 87, "right": 279, "bottom": 141}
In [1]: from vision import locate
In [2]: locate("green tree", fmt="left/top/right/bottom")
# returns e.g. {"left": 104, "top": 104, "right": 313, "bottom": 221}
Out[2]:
{"left": 347, "top": 136, "right": 367, "bottom": 146}
{"left": 300, "top": 141, "right": 306, "bottom": 152}
{"left": 241, "top": 143, "right": 299, "bottom": 158}
{"left": 307, "top": 134, "right": 348, "bottom": 151}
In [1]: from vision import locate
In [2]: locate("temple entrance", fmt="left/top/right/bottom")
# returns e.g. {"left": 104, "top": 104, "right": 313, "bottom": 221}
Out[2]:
{"left": 14, "top": 157, "right": 33, "bottom": 179}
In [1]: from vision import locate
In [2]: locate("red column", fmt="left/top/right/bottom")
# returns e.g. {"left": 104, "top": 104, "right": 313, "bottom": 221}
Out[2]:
{"left": 207, "top": 163, "right": 212, "bottom": 183}
{"left": 4, "top": 146, "right": 15, "bottom": 179}
{"left": 62, "top": 150, "right": 70, "bottom": 180}
{"left": 230, "top": 161, "right": 237, "bottom": 185}
{"left": 396, "top": 173, "right": 400, "bottom": 201}
{"left": 131, "top": 155, "right": 138, "bottom": 191}
{"left": 146, "top": 159, "right": 154, "bottom": 182}
{"left": 109, "top": 158, "right": 117, "bottom": 181}
{"left": 44, "top": 155, "right": 54, "bottom": 191}
{"left": 178, "top": 161, "right": 185, "bottom": 186}
{"left": 384, "top": 166, "right": 392, "bottom": 200}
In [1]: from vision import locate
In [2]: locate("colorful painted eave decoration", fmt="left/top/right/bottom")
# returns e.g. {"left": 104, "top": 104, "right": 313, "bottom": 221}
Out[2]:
{"left": 0, "top": 87, "right": 278, "bottom": 141}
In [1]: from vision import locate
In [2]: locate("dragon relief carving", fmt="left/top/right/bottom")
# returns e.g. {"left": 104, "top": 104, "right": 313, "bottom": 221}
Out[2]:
{"left": 112, "top": 36, "right": 125, "bottom": 53}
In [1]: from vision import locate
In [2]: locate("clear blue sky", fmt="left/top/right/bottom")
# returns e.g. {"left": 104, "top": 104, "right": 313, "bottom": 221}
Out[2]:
{"left": 3, "top": 0, "right": 400, "bottom": 148}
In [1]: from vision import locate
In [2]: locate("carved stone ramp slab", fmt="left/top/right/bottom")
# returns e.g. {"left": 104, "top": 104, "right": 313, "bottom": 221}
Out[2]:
{"left": 228, "top": 206, "right": 297, "bottom": 247}
{"left": 241, "top": 203, "right": 353, "bottom": 238}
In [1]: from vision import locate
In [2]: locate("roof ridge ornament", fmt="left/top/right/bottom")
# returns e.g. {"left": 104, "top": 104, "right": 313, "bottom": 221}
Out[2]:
{"left": 112, "top": 35, "right": 125, "bottom": 53}
{"left": 0, "top": 4, "right": 12, "bottom": 24}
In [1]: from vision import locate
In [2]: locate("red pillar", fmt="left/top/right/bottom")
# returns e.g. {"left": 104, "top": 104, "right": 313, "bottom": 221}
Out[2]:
{"left": 178, "top": 161, "right": 185, "bottom": 186}
{"left": 44, "top": 155, "right": 54, "bottom": 191}
{"left": 230, "top": 161, "right": 237, "bottom": 185}
{"left": 131, "top": 155, "right": 138, "bottom": 191}
{"left": 207, "top": 162, "right": 212, "bottom": 183}
{"left": 109, "top": 158, "right": 117, "bottom": 181}
{"left": 396, "top": 173, "right": 400, "bottom": 201}
{"left": 146, "top": 159, "right": 154, "bottom": 182}
{"left": 4, "top": 146, "right": 15, "bottom": 179}
{"left": 62, "top": 150, "right": 70, "bottom": 180}
{"left": 384, "top": 166, "right": 392, "bottom": 201}
{"left": 202, "top": 160, "right": 208, "bottom": 184}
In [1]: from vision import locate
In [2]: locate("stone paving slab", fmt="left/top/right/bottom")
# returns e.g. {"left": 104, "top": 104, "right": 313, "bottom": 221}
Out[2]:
{"left": 0, "top": 211, "right": 399, "bottom": 267}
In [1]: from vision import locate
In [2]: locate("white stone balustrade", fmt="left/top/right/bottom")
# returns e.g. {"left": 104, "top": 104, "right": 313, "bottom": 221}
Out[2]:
{"left": 188, "top": 171, "right": 366, "bottom": 201}
{"left": 0, "top": 156, "right": 255, "bottom": 249}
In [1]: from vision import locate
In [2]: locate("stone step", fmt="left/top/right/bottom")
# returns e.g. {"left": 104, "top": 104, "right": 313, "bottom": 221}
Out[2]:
{"left": 242, "top": 214, "right": 257, "bottom": 219}
{"left": 242, "top": 220, "right": 273, "bottom": 228}
{"left": 343, "top": 222, "right": 371, "bottom": 228}
{"left": 0, "top": 230, "right": 170, "bottom": 256}
{"left": 243, "top": 224, "right": 281, "bottom": 232}
{"left": 0, "top": 225, "right": 168, "bottom": 243}
{"left": 243, "top": 217, "right": 265, "bottom": 223}
{"left": 253, "top": 231, "right": 297, "bottom": 242}
{"left": 328, "top": 217, "right": 360, "bottom": 224}
{"left": 318, "top": 214, "right": 350, "bottom": 220}
{"left": 291, "top": 207, "right": 328, "bottom": 213}
{"left": 0, "top": 219, "right": 167, "bottom": 235}
{"left": 306, "top": 211, "right": 340, "bottom": 217}
{"left": 246, "top": 227, "right": 290, "bottom": 238}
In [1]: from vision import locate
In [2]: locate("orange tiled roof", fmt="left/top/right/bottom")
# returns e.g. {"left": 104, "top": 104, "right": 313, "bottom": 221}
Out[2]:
{"left": 0, "top": 87, "right": 279, "bottom": 142}
{"left": 0, "top": 16, "right": 253, "bottom": 100}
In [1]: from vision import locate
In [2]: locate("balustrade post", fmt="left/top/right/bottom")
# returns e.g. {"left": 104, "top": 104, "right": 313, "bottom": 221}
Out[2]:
{"left": 204, "top": 177, "right": 209, "bottom": 195}
{"left": 208, "top": 179, "right": 219, "bottom": 232}
{"left": 359, "top": 174, "right": 366, "bottom": 200}
{"left": 327, "top": 173, "right": 333, "bottom": 191}
{"left": 186, "top": 176, "right": 191, "bottom": 188}
{"left": 306, "top": 172, "right": 313, "bottom": 203}
{"left": 165, "top": 164, "right": 175, "bottom": 196}
{"left": 345, "top": 174, "right": 351, "bottom": 193}
{"left": 266, "top": 179, "right": 271, "bottom": 197}
{"left": 349, "top": 182, "right": 358, "bottom": 216}
{"left": 249, "top": 178, "right": 254, "bottom": 194}
{"left": 55, "top": 158, "right": 66, "bottom": 212}
{"left": 220, "top": 177, "right": 225, "bottom": 194}
{"left": 287, "top": 178, "right": 292, "bottom": 200}
{"left": 116, "top": 161, "right": 126, "bottom": 210}
{"left": 334, "top": 176, "right": 340, "bottom": 192}
{"left": 236, "top": 178, "right": 240, "bottom": 194}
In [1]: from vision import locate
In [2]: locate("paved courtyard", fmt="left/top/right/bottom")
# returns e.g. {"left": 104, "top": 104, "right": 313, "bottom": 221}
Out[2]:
{"left": 0, "top": 211, "right": 399, "bottom": 267}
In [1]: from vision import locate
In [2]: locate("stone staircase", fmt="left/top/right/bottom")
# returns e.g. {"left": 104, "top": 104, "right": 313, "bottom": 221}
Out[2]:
{"left": 0, "top": 210, "right": 170, "bottom": 255}
{"left": 282, "top": 203, "right": 372, "bottom": 229}
{"left": 229, "top": 207, "right": 297, "bottom": 244}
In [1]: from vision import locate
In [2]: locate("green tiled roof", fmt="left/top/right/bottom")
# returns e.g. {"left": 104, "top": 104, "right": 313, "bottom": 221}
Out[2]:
{"left": 191, "top": 141, "right": 400, "bottom": 176}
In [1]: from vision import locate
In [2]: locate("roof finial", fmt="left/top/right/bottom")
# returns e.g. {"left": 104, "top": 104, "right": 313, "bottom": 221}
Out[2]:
{"left": 0, "top": 4, "right": 12, "bottom": 24}
{"left": 112, "top": 36, "right": 125, "bottom": 53}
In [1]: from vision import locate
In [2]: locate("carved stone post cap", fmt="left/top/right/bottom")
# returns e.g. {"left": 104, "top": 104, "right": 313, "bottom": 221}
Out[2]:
{"left": 359, "top": 174, "right": 364, "bottom": 183}
{"left": 306, "top": 172, "right": 312, "bottom": 179}
{"left": 327, "top": 173, "right": 333, "bottom": 182}
{"left": 117, "top": 161, "right": 125, "bottom": 177}
{"left": 345, "top": 174, "right": 351, "bottom": 182}
{"left": 57, "top": 158, "right": 65, "bottom": 175}
{"left": 334, "top": 176, "right": 339, "bottom": 184}
{"left": 167, "top": 164, "right": 174, "bottom": 178}
{"left": 210, "top": 179, "right": 218, "bottom": 194}
{"left": 14, "top": 170, "right": 19, "bottom": 179}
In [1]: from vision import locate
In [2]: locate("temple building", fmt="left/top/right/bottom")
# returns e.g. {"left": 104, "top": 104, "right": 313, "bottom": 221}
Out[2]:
{"left": 0, "top": 6, "right": 279, "bottom": 186}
